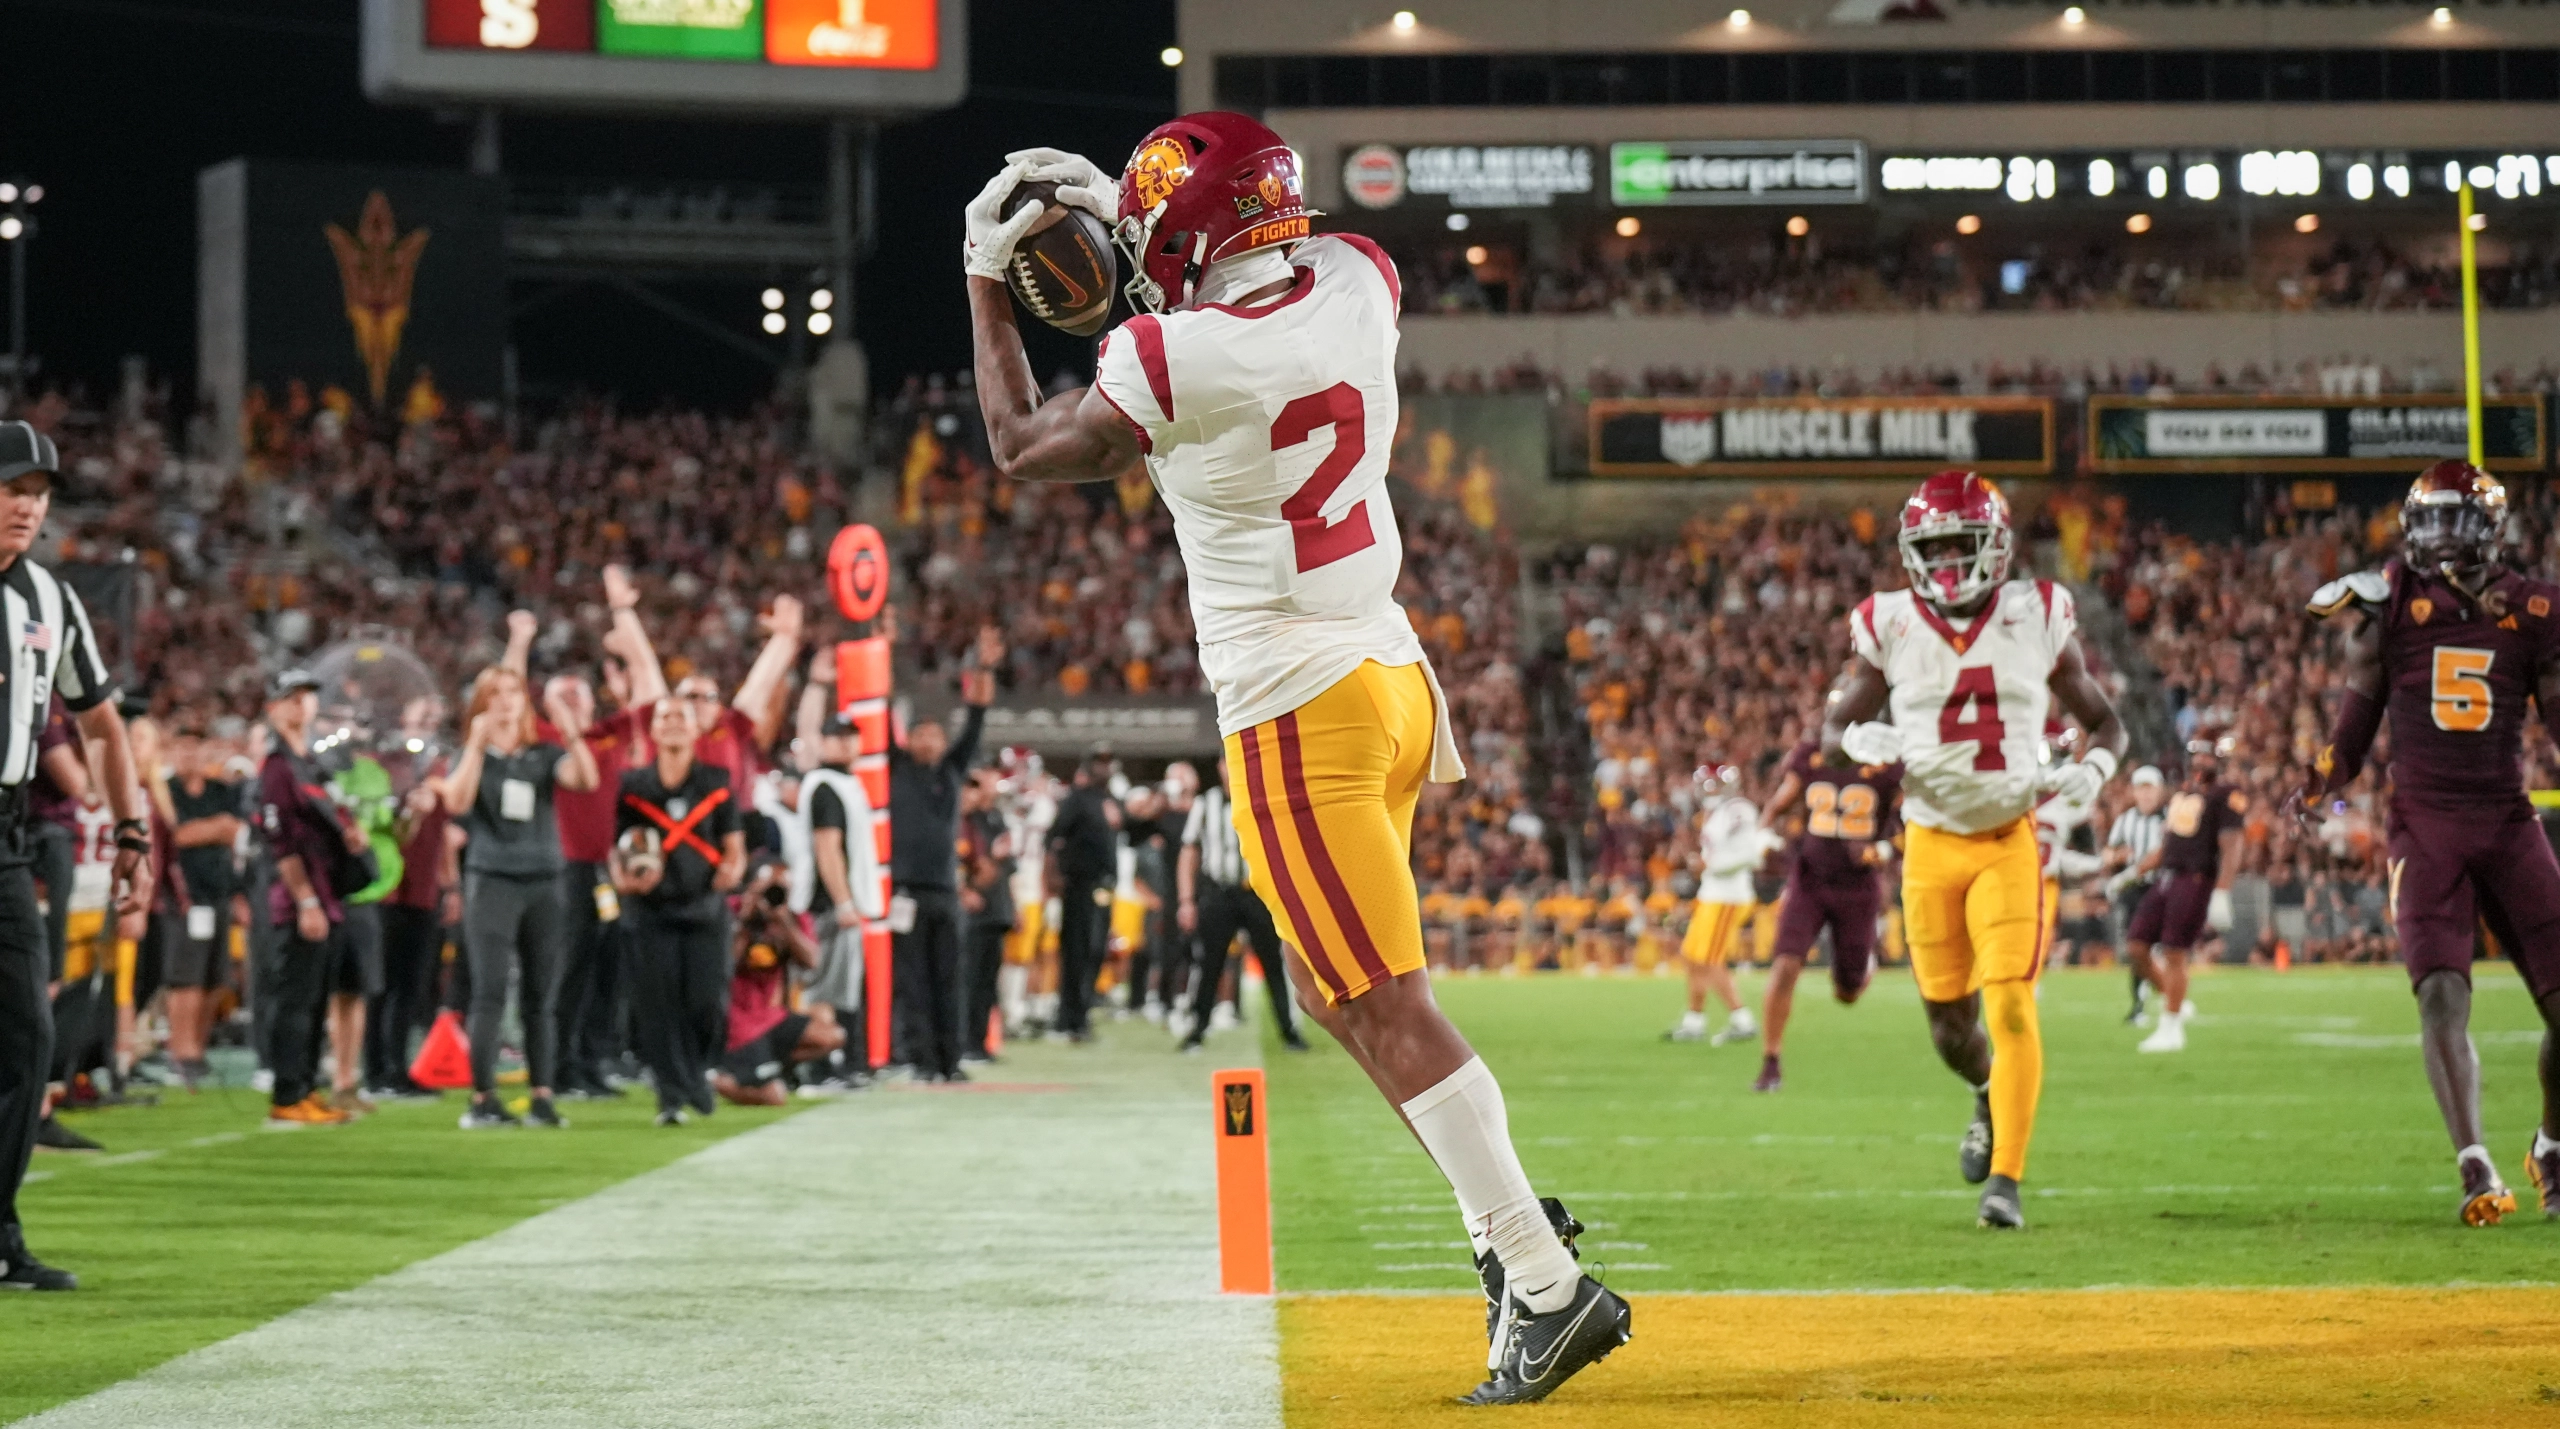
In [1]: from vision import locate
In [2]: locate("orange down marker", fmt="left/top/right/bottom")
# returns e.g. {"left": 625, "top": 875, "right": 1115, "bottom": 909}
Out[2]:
{"left": 1214, "top": 1068, "right": 1273, "bottom": 1295}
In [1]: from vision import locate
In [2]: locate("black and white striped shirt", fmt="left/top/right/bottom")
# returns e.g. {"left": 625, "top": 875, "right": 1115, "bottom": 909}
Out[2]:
{"left": 2105, "top": 807, "right": 2165, "bottom": 884}
{"left": 1183, "top": 785, "right": 1247, "bottom": 888}
{"left": 0, "top": 557, "right": 113, "bottom": 786}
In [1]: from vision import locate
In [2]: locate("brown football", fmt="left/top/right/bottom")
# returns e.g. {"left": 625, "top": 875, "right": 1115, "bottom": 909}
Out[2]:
{"left": 1000, "top": 180, "right": 1117, "bottom": 339}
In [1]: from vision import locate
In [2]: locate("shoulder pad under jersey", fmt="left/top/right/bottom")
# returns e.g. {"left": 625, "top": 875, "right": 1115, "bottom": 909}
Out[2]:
{"left": 2306, "top": 569, "right": 2391, "bottom": 620}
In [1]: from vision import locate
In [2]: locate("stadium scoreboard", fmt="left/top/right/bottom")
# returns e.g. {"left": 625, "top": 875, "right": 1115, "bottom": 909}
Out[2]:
{"left": 362, "top": 0, "right": 965, "bottom": 114}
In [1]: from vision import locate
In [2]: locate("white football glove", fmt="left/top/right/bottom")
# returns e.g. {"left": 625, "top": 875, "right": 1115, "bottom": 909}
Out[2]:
{"left": 1839, "top": 721, "right": 1903, "bottom": 766}
{"left": 1005, "top": 147, "right": 1122, "bottom": 225}
{"left": 2045, "top": 758, "right": 2106, "bottom": 808}
{"left": 2207, "top": 887, "right": 2233, "bottom": 932}
{"left": 962, "top": 161, "right": 1044, "bottom": 282}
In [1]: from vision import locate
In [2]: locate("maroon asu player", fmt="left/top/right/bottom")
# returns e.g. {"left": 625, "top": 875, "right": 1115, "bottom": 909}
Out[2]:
{"left": 2300, "top": 459, "right": 2560, "bottom": 1224}
{"left": 1751, "top": 741, "right": 1902, "bottom": 1093}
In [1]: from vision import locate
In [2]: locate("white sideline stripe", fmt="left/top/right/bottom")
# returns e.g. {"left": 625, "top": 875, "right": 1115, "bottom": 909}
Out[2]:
{"left": 1288, "top": 1278, "right": 2560, "bottom": 1299}
{"left": 24, "top": 1033, "right": 1279, "bottom": 1429}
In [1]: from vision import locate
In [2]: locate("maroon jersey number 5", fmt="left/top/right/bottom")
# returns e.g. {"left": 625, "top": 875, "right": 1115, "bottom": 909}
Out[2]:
{"left": 1272, "top": 382, "right": 1378, "bottom": 573}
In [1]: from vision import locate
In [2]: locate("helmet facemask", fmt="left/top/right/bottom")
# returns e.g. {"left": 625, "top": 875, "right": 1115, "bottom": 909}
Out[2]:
{"left": 1899, "top": 520, "right": 2012, "bottom": 610}
{"left": 2401, "top": 497, "right": 2501, "bottom": 574}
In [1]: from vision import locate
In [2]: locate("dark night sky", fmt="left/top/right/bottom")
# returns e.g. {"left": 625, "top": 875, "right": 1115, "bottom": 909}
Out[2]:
{"left": 5, "top": 0, "right": 1179, "bottom": 409}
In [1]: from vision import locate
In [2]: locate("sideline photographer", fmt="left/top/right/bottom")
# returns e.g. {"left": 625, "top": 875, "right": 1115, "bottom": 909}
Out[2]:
{"left": 712, "top": 861, "right": 842, "bottom": 1106}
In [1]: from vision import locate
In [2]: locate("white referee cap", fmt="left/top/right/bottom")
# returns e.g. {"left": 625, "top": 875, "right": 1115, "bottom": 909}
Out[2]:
{"left": 2130, "top": 765, "right": 2165, "bottom": 787}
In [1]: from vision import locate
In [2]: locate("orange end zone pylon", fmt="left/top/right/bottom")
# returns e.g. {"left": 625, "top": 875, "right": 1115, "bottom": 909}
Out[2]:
{"left": 1214, "top": 1068, "right": 1273, "bottom": 1295}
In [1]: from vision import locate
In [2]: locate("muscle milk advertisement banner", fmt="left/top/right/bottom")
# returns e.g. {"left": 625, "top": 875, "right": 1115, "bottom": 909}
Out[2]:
{"left": 1588, "top": 396, "right": 2053, "bottom": 478}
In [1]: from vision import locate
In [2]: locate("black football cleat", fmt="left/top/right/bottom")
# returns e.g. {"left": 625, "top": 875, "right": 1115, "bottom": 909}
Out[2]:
{"left": 1459, "top": 1274, "right": 1631, "bottom": 1406}
{"left": 34, "top": 1116, "right": 102, "bottom": 1153}
{"left": 2527, "top": 1136, "right": 2560, "bottom": 1219}
{"left": 0, "top": 1232, "right": 77, "bottom": 1291}
{"left": 1751, "top": 1055, "right": 1782, "bottom": 1094}
{"left": 1977, "top": 1174, "right": 2025, "bottom": 1230}
{"left": 1958, "top": 1093, "right": 1993, "bottom": 1186}
{"left": 1475, "top": 1198, "right": 1586, "bottom": 1347}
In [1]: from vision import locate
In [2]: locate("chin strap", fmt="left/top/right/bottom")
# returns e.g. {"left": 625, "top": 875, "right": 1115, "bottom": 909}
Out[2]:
{"left": 2312, "top": 687, "right": 2384, "bottom": 798}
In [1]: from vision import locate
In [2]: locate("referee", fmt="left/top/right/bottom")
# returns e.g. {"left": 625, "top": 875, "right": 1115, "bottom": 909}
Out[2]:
{"left": 0, "top": 422, "right": 153, "bottom": 1291}
{"left": 1174, "top": 752, "right": 1306, "bottom": 1055}
{"left": 2104, "top": 765, "right": 2169, "bottom": 1023}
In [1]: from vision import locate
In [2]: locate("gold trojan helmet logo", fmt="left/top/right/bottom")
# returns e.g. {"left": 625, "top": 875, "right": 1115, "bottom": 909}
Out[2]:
{"left": 1127, "top": 137, "right": 1191, "bottom": 211}
{"left": 323, "top": 191, "right": 430, "bottom": 406}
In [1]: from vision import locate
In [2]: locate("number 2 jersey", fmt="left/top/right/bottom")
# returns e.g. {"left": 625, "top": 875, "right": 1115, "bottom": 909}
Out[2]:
{"left": 1093, "top": 234, "right": 1455, "bottom": 779}
{"left": 1779, "top": 739, "right": 1901, "bottom": 887}
{"left": 2311, "top": 557, "right": 2560, "bottom": 814}
{"left": 1850, "top": 579, "right": 2077, "bottom": 835}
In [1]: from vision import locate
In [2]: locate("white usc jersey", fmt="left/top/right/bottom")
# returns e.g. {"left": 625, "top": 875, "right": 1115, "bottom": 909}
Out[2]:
{"left": 1851, "top": 579, "right": 2077, "bottom": 836}
{"left": 1695, "top": 795, "right": 1766, "bottom": 906}
{"left": 1094, "top": 235, "right": 1438, "bottom": 744}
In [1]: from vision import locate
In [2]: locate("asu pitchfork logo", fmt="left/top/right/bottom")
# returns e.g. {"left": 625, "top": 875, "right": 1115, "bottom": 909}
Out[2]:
{"left": 1222, "top": 1082, "right": 1255, "bottom": 1137}
{"left": 323, "top": 191, "right": 430, "bottom": 406}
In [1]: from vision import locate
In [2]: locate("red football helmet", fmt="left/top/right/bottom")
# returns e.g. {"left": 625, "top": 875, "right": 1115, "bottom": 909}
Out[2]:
{"left": 1113, "top": 111, "right": 1313, "bottom": 314}
{"left": 2400, "top": 458, "right": 2507, "bottom": 572}
{"left": 1899, "top": 470, "right": 2013, "bottom": 610}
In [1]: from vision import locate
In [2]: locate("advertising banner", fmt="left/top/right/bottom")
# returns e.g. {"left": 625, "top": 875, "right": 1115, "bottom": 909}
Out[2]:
{"left": 1609, "top": 140, "right": 1868, "bottom": 207}
{"left": 596, "top": 0, "right": 766, "bottom": 59}
{"left": 1340, "top": 144, "right": 1596, "bottom": 210}
{"left": 2088, "top": 395, "right": 2547, "bottom": 473}
{"left": 977, "top": 694, "right": 1223, "bottom": 759}
{"left": 1588, "top": 396, "right": 2052, "bottom": 478}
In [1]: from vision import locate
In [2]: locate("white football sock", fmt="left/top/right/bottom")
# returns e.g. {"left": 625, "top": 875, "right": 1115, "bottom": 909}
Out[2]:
{"left": 1402, "top": 1057, "right": 1579, "bottom": 1315}
{"left": 2537, "top": 1129, "right": 2560, "bottom": 1158}
{"left": 2459, "top": 1142, "right": 2494, "bottom": 1169}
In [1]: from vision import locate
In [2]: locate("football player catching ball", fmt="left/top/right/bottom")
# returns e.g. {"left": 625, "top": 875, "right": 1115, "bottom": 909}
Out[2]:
{"left": 961, "top": 113, "right": 1629, "bottom": 1403}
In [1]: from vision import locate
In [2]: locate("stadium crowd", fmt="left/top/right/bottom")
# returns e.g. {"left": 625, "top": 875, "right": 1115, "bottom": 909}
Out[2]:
{"left": 15, "top": 351, "right": 2513, "bottom": 1156}
{"left": 1391, "top": 233, "right": 2560, "bottom": 319}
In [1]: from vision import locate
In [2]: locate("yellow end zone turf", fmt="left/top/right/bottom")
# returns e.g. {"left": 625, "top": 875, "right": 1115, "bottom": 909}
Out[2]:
{"left": 1281, "top": 1288, "right": 2560, "bottom": 1426}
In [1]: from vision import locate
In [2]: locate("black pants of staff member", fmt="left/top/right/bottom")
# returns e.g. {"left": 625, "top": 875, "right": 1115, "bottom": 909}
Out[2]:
{"left": 963, "top": 917, "right": 1010, "bottom": 1059}
{"left": 0, "top": 856, "right": 50, "bottom": 1239}
{"left": 624, "top": 903, "right": 725, "bottom": 1116}
{"left": 1054, "top": 878, "right": 1110, "bottom": 1037}
{"left": 555, "top": 861, "right": 621, "bottom": 1091}
{"left": 463, "top": 872, "right": 564, "bottom": 1096}
{"left": 366, "top": 903, "right": 442, "bottom": 1089}
{"left": 893, "top": 886, "right": 966, "bottom": 1078}
{"left": 32, "top": 822, "right": 70, "bottom": 984}
{"left": 1188, "top": 879, "right": 1301, "bottom": 1048}
{"left": 268, "top": 920, "right": 349, "bottom": 1109}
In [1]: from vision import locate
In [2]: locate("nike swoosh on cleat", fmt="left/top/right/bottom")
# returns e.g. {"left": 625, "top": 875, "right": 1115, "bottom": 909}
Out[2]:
{"left": 1518, "top": 1295, "right": 1602, "bottom": 1384}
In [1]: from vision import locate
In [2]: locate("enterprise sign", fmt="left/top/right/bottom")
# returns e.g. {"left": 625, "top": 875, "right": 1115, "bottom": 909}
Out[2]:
{"left": 1610, "top": 140, "right": 1867, "bottom": 207}
{"left": 1590, "top": 396, "right": 2052, "bottom": 478}
{"left": 2089, "top": 395, "right": 2548, "bottom": 472}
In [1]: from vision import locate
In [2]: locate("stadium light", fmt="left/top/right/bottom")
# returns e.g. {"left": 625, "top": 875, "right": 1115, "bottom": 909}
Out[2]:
{"left": 2062, "top": 5, "right": 2086, "bottom": 23}
{"left": 2182, "top": 162, "right": 2221, "bottom": 201}
{"left": 2431, "top": 5, "right": 2452, "bottom": 23}
{"left": 2295, "top": 213, "right": 2319, "bottom": 233}
{"left": 1392, "top": 10, "right": 1417, "bottom": 29}
{"left": 761, "top": 312, "right": 786, "bottom": 335}
{"left": 2468, "top": 212, "right": 2488, "bottom": 232}
{"left": 2347, "top": 163, "right": 2374, "bottom": 200}
{"left": 808, "top": 310, "right": 834, "bottom": 334}
{"left": 2087, "top": 159, "right": 2115, "bottom": 197}
{"left": 1785, "top": 215, "right": 1810, "bottom": 237}
{"left": 2146, "top": 166, "right": 2168, "bottom": 199}
{"left": 2384, "top": 164, "right": 2410, "bottom": 197}
{"left": 1160, "top": 47, "right": 1183, "bottom": 67}
{"left": 1728, "top": 9, "right": 1751, "bottom": 28}
{"left": 21, "top": 187, "right": 36, "bottom": 204}
{"left": 0, "top": 218, "right": 18, "bottom": 242}
{"left": 1446, "top": 212, "right": 1470, "bottom": 232}
{"left": 1615, "top": 216, "right": 1639, "bottom": 237}
{"left": 1956, "top": 213, "right": 1981, "bottom": 235}
{"left": 2126, "top": 212, "right": 2151, "bottom": 233}
{"left": 810, "top": 288, "right": 834, "bottom": 311}
{"left": 0, "top": 185, "right": 15, "bottom": 205}
{"left": 1464, "top": 244, "right": 1488, "bottom": 264}
{"left": 760, "top": 287, "right": 784, "bottom": 310}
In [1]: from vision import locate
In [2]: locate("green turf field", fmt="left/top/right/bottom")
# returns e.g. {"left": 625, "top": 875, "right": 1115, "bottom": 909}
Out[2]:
{"left": 4, "top": 1088, "right": 803, "bottom": 1424}
{"left": 1267, "top": 965, "right": 2560, "bottom": 1293}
